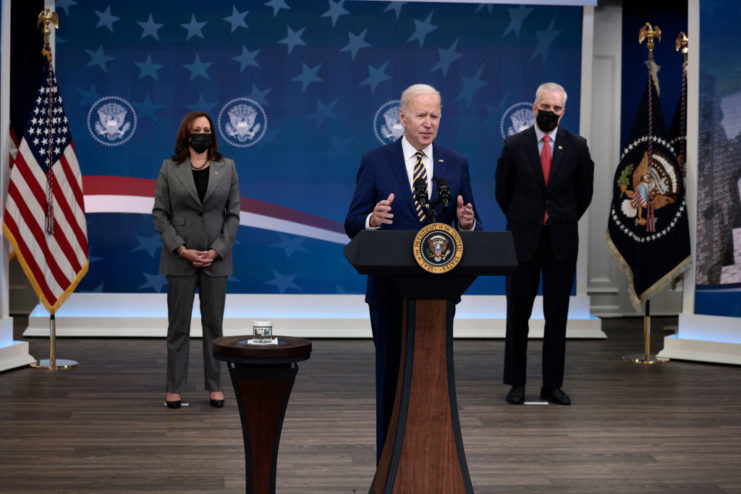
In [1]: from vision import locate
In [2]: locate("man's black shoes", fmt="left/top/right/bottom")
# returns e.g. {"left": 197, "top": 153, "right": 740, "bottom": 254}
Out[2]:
{"left": 540, "top": 386, "right": 571, "bottom": 405}
{"left": 506, "top": 385, "right": 525, "bottom": 405}
{"left": 506, "top": 385, "right": 571, "bottom": 405}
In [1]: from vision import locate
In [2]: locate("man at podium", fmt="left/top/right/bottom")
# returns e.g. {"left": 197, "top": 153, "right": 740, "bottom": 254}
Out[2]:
{"left": 344, "top": 83, "right": 482, "bottom": 461}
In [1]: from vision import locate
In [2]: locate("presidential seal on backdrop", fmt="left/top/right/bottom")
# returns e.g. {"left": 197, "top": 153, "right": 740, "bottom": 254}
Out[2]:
{"left": 87, "top": 96, "right": 137, "bottom": 146}
{"left": 374, "top": 99, "right": 403, "bottom": 145}
{"left": 413, "top": 223, "right": 463, "bottom": 274}
{"left": 218, "top": 97, "right": 267, "bottom": 148}
{"left": 500, "top": 101, "right": 535, "bottom": 139}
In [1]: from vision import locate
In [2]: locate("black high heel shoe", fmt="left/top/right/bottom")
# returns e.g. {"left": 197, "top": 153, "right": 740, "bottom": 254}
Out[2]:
{"left": 164, "top": 400, "right": 182, "bottom": 409}
{"left": 209, "top": 398, "right": 224, "bottom": 408}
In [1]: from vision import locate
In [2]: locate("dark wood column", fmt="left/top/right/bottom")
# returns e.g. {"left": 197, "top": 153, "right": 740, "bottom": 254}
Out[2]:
{"left": 214, "top": 336, "right": 312, "bottom": 494}
{"left": 371, "top": 299, "right": 472, "bottom": 494}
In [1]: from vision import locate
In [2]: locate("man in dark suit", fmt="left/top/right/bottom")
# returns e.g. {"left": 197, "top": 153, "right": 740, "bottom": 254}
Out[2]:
{"left": 495, "top": 82, "right": 594, "bottom": 406}
{"left": 345, "top": 84, "right": 482, "bottom": 460}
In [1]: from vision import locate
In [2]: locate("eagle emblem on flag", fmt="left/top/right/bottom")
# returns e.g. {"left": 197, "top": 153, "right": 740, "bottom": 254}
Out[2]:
{"left": 617, "top": 148, "right": 680, "bottom": 232}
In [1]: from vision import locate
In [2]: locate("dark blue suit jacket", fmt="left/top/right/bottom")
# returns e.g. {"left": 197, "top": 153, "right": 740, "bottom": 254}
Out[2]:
{"left": 345, "top": 138, "right": 482, "bottom": 304}
{"left": 495, "top": 126, "right": 593, "bottom": 264}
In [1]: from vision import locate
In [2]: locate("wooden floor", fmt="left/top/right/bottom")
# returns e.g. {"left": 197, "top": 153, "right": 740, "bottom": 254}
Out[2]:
{"left": 2, "top": 316, "right": 741, "bottom": 493}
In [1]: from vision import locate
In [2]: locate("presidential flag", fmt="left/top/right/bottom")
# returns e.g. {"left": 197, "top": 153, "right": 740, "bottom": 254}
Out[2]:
{"left": 607, "top": 65, "right": 691, "bottom": 311}
{"left": 2, "top": 60, "right": 89, "bottom": 314}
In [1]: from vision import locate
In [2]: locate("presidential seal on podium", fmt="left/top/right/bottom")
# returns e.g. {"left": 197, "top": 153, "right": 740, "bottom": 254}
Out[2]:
{"left": 413, "top": 223, "right": 463, "bottom": 274}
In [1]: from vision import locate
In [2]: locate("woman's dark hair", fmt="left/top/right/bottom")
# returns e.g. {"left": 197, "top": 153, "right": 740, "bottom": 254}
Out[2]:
{"left": 171, "top": 111, "right": 223, "bottom": 164}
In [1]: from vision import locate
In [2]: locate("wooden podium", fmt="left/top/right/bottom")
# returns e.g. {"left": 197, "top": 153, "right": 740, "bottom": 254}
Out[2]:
{"left": 344, "top": 230, "right": 517, "bottom": 494}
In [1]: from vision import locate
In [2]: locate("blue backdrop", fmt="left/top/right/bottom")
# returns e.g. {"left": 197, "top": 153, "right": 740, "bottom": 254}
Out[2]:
{"left": 54, "top": 0, "right": 583, "bottom": 295}
{"left": 694, "top": 0, "right": 741, "bottom": 317}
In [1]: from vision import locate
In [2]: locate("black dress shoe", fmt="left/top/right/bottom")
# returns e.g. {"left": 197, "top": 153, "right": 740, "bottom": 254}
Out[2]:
{"left": 209, "top": 399, "right": 225, "bottom": 408}
{"left": 540, "top": 386, "right": 571, "bottom": 405}
{"left": 506, "top": 385, "right": 525, "bottom": 405}
{"left": 164, "top": 400, "right": 182, "bottom": 409}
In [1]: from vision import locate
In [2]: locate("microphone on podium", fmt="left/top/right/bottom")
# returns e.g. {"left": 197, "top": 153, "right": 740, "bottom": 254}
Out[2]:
{"left": 413, "top": 177, "right": 429, "bottom": 207}
{"left": 414, "top": 177, "right": 435, "bottom": 222}
{"left": 437, "top": 177, "right": 450, "bottom": 212}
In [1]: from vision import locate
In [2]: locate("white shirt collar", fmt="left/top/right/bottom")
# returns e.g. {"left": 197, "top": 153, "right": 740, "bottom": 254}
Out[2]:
{"left": 534, "top": 124, "right": 558, "bottom": 142}
{"left": 401, "top": 135, "right": 433, "bottom": 160}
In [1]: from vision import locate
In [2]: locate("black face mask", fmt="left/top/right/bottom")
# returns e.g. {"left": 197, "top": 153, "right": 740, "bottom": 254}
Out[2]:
{"left": 190, "top": 133, "right": 212, "bottom": 154}
{"left": 536, "top": 110, "right": 560, "bottom": 133}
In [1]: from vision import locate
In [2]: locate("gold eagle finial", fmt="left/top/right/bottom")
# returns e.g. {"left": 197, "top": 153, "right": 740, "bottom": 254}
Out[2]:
{"left": 639, "top": 22, "right": 661, "bottom": 54}
{"left": 37, "top": 8, "right": 59, "bottom": 62}
{"left": 675, "top": 31, "right": 689, "bottom": 61}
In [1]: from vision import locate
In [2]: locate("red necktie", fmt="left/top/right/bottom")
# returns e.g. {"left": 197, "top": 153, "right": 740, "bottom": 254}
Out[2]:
{"left": 541, "top": 135, "right": 551, "bottom": 224}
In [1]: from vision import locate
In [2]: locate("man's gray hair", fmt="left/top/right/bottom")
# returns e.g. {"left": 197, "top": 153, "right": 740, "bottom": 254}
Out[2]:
{"left": 535, "top": 82, "right": 568, "bottom": 106}
{"left": 400, "top": 84, "right": 441, "bottom": 112}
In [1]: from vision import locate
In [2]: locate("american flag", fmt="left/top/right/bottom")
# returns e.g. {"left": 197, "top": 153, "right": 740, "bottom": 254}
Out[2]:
{"left": 2, "top": 61, "right": 88, "bottom": 314}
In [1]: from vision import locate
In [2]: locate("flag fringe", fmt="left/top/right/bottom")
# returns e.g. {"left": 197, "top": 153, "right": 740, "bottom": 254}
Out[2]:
{"left": 605, "top": 228, "right": 692, "bottom": 312}
{"left": 2, "top": 222, "right": 89, "bottom": 315}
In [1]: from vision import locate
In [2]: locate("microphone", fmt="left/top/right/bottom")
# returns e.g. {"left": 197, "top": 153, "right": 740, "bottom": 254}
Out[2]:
{"left": 413, "top": 177, "right": 429, "bottom": 207}
{"left": 437, "top": 177, "right": 450, "bottom": 209}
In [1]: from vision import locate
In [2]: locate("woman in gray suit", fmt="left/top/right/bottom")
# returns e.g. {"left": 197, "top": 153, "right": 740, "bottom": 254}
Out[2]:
{"left": 153, "top": 112, "right": 240, "bottom": 409}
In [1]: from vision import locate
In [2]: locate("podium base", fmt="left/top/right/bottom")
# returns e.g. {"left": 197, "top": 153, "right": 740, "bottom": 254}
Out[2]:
{"left": 622, "top": 354, "right": 669, "bottom": 364}
{"left": 30, "top": 358, "right": 79, "bottom": 370}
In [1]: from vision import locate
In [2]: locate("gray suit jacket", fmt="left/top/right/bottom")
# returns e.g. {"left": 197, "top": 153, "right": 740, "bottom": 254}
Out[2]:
{"left": 153, "top": 156, "right": 240, "bottom": 277}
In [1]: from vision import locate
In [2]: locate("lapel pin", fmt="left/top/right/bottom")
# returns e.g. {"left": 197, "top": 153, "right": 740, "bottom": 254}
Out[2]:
{"left": 558, "top": 145, "right": 563, "bottom": 150}
{"left": 438, "top": 159, "right": 445, "bottom": 163}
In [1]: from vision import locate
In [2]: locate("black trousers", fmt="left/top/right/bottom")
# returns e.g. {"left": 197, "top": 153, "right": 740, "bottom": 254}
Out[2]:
{"left": 503, "top": 227, "right": 576, "bottom": 388}
{"left": 368, "top": 295, "right": 403, "bottom": 464}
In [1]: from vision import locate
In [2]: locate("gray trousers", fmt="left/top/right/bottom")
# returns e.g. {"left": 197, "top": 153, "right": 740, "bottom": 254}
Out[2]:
{"left": 166, "top": 272, "right": 227, "bottom": 394}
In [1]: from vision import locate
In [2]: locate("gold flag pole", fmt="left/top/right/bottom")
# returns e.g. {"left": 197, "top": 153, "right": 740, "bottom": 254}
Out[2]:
{"left": 623, "top": 22, "right": 669, "bottom": 365}
{"left": 666, "top": 32, "right": 690, "bottom": 322}
{"left": 675, "top": 31, "right": 688, "bottom": 177}
{"left": 29, "top": 9, "right": 77, "bottom": 372}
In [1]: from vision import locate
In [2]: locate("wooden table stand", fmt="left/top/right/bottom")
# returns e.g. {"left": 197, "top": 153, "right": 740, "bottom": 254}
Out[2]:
{"left": 213, "top": 336, "right": 312, "bottom": 494}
